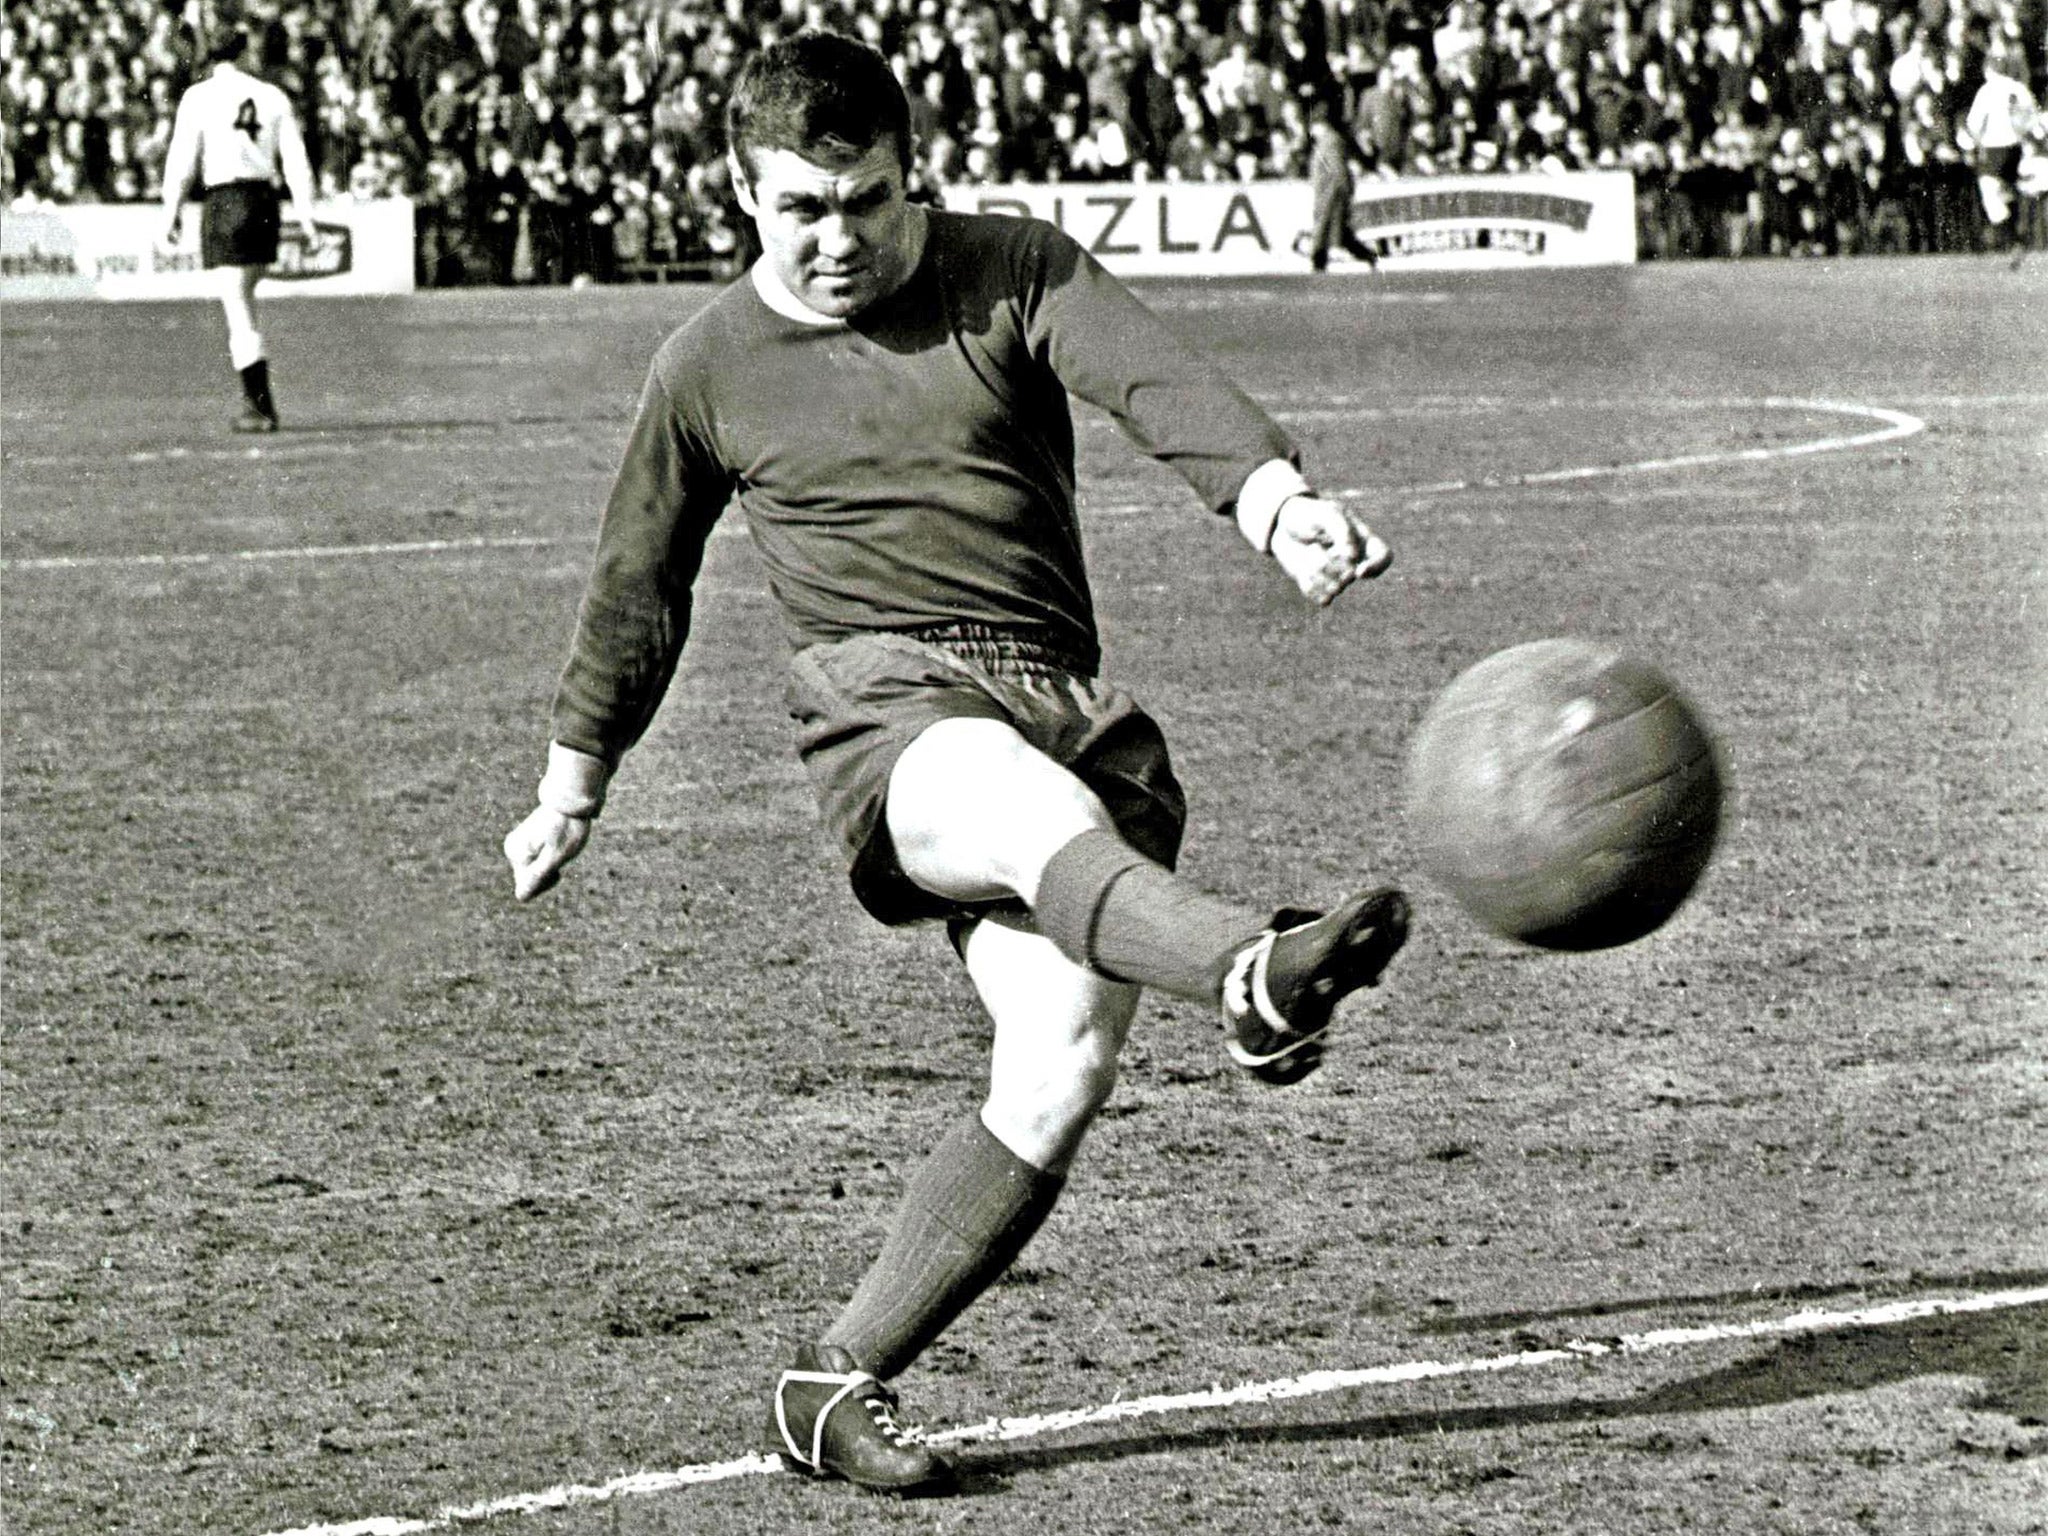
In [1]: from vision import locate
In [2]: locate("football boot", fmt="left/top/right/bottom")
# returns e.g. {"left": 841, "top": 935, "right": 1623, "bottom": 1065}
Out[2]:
{"left": 768, "top": 1343, "right": 952, "bottom": 1493}
{"left": 1222, "top": 887, "right": 1410, "bottom": 1085}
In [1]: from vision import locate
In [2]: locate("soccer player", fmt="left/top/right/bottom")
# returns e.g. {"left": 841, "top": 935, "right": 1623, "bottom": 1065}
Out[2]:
{"left": 503, "top": 30, "right": 1409, "bottom": 1494}
{"left": 161, "top": 24, "right": 318, "bottom": 433}
{"left": 1958, "top": 42, "right": 2041, "bottom": 267}
{"left": 1301, "top": 100, "right": 1381, "bottom": 272}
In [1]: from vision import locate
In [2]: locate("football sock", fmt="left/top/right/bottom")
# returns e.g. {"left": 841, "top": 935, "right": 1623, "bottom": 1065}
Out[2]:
{"left": 238, "top": 360, "right": 275, "bottom": 420}
{"left": 822, "top": 1112, "right": 1062, "bottom": 1381}
{"left": 228, "top": 321, "right": 265, "bottom": 371}
{"left": 1034, "top": 827, "right": 1268, "bottom": 1000}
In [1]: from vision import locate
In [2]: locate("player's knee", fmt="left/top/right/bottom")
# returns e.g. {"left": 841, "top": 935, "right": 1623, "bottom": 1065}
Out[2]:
{"left": 985, "top": 1039, "right": 1121, "bottom": 1150}
{"left": 983, "top": 979, "right": 1136, "bottom": 1158}
{"left": 1056, "top": 1032, "right": 1123, "bottom": 1118}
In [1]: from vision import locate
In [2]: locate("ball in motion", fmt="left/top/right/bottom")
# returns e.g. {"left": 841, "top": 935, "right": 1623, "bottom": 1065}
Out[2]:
{"left": 1403, "top": 639, "right": 1724, "bottom": 950}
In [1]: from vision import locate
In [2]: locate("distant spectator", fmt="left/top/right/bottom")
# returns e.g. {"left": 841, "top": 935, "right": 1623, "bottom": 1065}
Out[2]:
{"left": 4, "top": 0, "right": 2043, "bottom": 276}
{"left": 417, "top": 144, "right": 474, "bottom": 283}
{"left": 505, "top": 67, "right": 573, "bottom": 165}
{"left": 1008, "top": 66, "right": 1062, "bottom": 179}
{"left": 400, "top": 2, "right": 482, "bottom": 137}
{"left": 564, "top": 150, "right": 619, "bottom": 282}
{"left": 421, "top": 66, "right": 473, "bottom": 153}
{"left": 472, "top": 137, "right": 528, "bottom": 284}
{"left": 1357, "top": 67, "right": 1401, "bottom": 170}
{"left": 472, "top": 0, "right": 539, "bottom": 90}
{"left": 522, "top": 136, "right": 570, "bottom": 283}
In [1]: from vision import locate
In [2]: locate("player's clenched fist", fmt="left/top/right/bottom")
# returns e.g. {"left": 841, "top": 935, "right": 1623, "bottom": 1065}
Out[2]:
{"left": 504, "top": 806, "right": 591, "bottom": 901}
{"left": 1271, "top": 494, "right": 1392, "bottom": 607}
{"left": 505, "top": 742, "right": 611, "bottom": 901}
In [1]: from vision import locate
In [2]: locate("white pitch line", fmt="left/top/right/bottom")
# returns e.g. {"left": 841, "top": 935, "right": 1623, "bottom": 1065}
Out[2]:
{"left": 254, "top": 1284, "right": 2048, "bottom": 1536}
{"left": 929, "top": 1281, "right": 2046, "bottom": 1448}
{"left": 1081, "top": 398, "right": 1923, "bottom": 518}
{"left": 4, "top": 398, "right": 1925, "bottom": 572}
{"left": 2, "top": 535, "right": 558, "bottom": 572}
{"left": 1337, "top": 398, "right": 1924, "bottom": 500}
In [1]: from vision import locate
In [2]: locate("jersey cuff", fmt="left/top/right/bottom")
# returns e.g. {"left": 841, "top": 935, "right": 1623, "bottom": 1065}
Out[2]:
{"left": 537, "top": 741, "right": 611, "bottom": 820}
{"left": 1233, "top": 459, "right": 1313, "bottom": 554}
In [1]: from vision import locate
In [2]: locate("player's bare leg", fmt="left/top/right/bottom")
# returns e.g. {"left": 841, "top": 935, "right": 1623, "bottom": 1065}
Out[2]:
{"left": 970, "top": 920, "right": 1139, "bottom": 1175}
{"left": 888, "top": 716, "right": 1407, "bottom": 1078}
{"left": 220, "top": 264, "right": 278, "bottom": 431}
{"left": 881, "top": 716, "right": 1105, "bottom": 906}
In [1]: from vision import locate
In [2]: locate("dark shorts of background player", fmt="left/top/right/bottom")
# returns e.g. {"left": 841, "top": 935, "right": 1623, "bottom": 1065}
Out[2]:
{"left": 1973, "top": 145, "right": 2022, "bottom": 185}
{"left": 201, "top": 180, "right": 282, "bottom": 269}
{"left": 788, "top": 624, "right": 1188, "bottom": 934}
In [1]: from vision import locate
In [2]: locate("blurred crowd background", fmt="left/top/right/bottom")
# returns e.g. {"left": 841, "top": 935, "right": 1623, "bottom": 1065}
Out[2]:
{"left": 4, "top": 0, "right": 2043, "bottom": 286}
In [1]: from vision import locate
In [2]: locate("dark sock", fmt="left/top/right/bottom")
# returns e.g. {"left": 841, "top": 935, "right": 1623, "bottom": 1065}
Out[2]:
{"left": 1034, "top": 827, "right": 1268, "bottom": 1000}
{"left": 239, "top": 360, "right": 275, "bottom": 419}
{"left": 823, "top": 1115, "right": 1063, "bottom": 1381}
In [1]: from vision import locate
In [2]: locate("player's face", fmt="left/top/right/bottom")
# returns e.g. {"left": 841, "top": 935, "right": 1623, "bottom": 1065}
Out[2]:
{"left": 734, "top": 141, "right": 923, "bottom": 319}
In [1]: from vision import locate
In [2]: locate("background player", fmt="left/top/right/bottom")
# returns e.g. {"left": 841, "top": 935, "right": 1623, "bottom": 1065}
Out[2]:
{"left": 1958, "top": 40, "right": 2041, "bottom": 267}
{"left": 503, "top": 30, "right": 1407, "bottom": 1494}
{"left": 1301, "top": 98, "right": 1382, "bottom": 272}
{"left": 160, "top": 22, "right": 318, "bottom": 432}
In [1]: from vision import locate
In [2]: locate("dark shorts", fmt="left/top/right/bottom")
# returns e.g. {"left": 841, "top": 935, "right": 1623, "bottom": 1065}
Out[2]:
{"left": 201, "top": 181, "right": 283, "bottom": 269}
{"left": 1974, "top": 145, "right": 2022, "bottom": 185}
{"left": 787, "top": 624, "right": 1187, "bottom": 928}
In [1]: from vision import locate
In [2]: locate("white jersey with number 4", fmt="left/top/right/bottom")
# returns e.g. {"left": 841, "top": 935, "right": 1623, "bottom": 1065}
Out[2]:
{"left": 163, "top": 62, "right": 312, "bottom": 196}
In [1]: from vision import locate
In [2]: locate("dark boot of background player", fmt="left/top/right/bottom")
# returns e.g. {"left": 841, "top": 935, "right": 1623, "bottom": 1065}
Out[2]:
{"left": 236, "top": 361, "right": 280, "bottom": 432}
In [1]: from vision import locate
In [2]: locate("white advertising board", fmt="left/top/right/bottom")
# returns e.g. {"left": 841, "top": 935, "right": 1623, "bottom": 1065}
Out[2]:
{"left": 942, "top": 172, "right": 1636, "bottom": 274}
{"left": 0, "top": 198, "right": 415, "bottom": 300}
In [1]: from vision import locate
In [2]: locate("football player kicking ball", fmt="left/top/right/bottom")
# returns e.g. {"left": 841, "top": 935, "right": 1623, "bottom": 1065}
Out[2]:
{"left": 504, "top": 29, "right": 1409, "bottom": 1494}
{"left": 161, "top": 23, "right": 318, "bottom": 433}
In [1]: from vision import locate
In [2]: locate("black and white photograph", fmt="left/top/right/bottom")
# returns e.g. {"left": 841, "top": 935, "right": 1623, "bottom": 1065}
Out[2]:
{"left": 3, "top": 1, "right": 2043, "bottom": 1533}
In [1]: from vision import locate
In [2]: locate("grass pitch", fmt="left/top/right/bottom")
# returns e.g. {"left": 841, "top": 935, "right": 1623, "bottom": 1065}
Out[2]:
{"left": 4, "top": 256, "right": 2045, "bottom": 1535}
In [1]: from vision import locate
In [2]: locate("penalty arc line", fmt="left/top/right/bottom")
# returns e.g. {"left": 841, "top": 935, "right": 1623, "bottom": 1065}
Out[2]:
{"left": 254, "top": 1283, "right": 2048, "bottom": 1536}
{"left": 6, "top": 399, "right": 1925, "bottom": 573}
{"left": 1054, "top": 398, "right": 1925, "bottom": 517}
{"left": 1350, "top": 398, "right": 1924, "bottom": 500}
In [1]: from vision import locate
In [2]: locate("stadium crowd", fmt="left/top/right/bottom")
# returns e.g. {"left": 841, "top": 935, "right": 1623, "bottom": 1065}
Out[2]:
{"left": 4, "top": 0, "right": 2043, "bottom": 283}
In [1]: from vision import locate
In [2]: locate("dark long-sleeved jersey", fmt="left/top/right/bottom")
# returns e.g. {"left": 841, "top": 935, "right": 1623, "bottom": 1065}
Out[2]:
{"left": 551, "top": 208, "right": 1297, "bottom": 765}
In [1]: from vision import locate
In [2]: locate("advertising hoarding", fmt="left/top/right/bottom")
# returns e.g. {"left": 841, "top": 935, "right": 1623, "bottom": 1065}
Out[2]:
{"left": 1, "top": 198, "right": 415, "bottom": 300}
{"left": 941, "top": 173, "right": 1636, "bottom": 275}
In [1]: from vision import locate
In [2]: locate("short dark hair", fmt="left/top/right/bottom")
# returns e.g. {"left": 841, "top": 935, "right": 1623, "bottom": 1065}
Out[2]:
{"left": 725, "top": 30, "right": 912, "bottom": 178}
{"left": 205, "top": 17, "right": 276, "bottom": 66}
{"left": 203, "top": 18, "right": 264, "bottom": 66}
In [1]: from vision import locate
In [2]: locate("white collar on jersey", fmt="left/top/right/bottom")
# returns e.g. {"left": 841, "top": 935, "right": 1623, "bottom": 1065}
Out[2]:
{"left": 749, "top": 260, "right": 847, "bottom": 327}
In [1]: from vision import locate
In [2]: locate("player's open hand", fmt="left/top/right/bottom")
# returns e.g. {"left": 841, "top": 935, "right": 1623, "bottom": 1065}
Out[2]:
{"left": 504, "top": 805, "right": 591, "bottom": 902}
{"left": 1271, "top": 494, "right": 1392, "bottom": 606}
